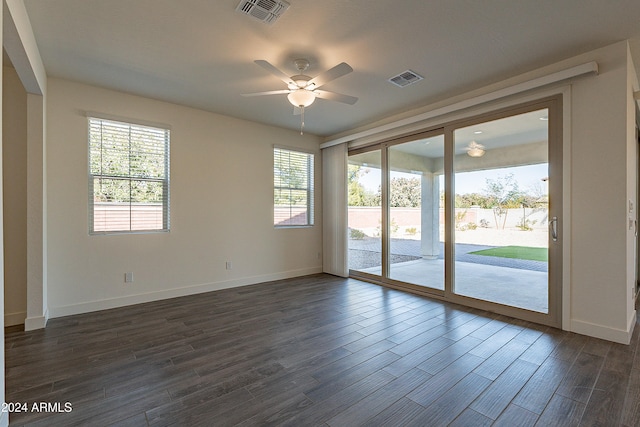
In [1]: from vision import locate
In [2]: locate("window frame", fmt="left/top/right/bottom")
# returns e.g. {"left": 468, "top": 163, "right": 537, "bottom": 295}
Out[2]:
{"left": 273, "top": 146, "right": 315, "bottom": 228}
{"left": 88, "top": 115, "right": 171, "bottom": 235}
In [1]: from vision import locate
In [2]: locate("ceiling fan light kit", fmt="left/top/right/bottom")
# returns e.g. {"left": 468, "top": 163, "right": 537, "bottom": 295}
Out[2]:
{"left": 287, "top": 89, "right": 315, "bottom": 107}
{"left": 242, "top": 58, "right": 358, "bottom": 134}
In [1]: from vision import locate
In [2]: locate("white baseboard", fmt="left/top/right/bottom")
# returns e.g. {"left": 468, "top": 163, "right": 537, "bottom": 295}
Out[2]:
{"left": 4, "top": 311, "right": 26, "bottom": 327}
{"left": 24, "top": 311, "right": 49, "bottom": 331}
{"left": 570, "top": 310, "right": 636, "bottom": 344}
{"left": 49, "top": 267, "right": 323, "bottom": 319}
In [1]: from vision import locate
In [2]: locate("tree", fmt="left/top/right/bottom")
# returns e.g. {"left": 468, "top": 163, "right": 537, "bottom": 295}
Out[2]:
{"left": 348, "top": 164, "right": 368, "bottom": 206}
{"left": 348, "top": 164, "right": 380, "bottom": 206}
{"left": 482, "top": 173, "right": 524, "bottom": 229}
{"left": 389, "top": 177, "right": 421, "bottom": 207}
{"left": 455, "top": 192, "right": 493, "bottom": 209}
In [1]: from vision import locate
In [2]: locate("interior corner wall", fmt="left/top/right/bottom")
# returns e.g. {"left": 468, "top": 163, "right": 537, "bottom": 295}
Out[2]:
{"left": 25, "top": 91, "right": 46, "bottom": 331}
{"left": 626, "top": 42, "right": 639, "bottom": 333}
{"left": 569, "top": 41, "right": 636, "bottom": 342}
{"left": 2, "top": 66, "right": 27, "bottom": 326}
{"left": 45, "top": 78, "right": 323, "bottom": 317}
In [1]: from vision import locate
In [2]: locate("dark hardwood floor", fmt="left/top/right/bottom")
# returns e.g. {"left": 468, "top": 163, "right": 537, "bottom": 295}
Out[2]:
{"left": 5, "top": 274, "right": 640, "bottom": 426}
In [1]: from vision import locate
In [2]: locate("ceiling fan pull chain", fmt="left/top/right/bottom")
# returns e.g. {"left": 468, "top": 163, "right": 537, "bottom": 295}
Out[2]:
{"left": 300, "top": 106, "right": 305, "bottom": 135}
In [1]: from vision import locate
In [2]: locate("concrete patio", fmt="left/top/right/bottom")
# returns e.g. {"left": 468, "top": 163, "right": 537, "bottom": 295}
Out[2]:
{"left": 350, "top": 238, "right": 548, "bottom": 313}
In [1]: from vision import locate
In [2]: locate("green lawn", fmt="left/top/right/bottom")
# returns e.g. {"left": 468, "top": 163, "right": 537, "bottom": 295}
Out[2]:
{"left": 469, "top": 245, "right": 548, "bottom": 262}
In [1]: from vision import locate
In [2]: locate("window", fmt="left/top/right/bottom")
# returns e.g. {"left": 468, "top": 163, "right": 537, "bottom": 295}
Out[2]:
{"left": 89, "top": 117, "right": 170, "bottom": 234}
{"left": 274, "top": 147, "right": 314, "bottom": 227}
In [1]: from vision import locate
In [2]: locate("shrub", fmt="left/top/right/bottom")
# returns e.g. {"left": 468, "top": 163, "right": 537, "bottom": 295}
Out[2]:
{"left": 349, "top": 228, "right": 366, "bottom": 239}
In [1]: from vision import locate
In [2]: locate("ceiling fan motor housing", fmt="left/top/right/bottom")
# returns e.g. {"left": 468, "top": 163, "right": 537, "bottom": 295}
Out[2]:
{"left": 289, "top": 74, "right": 312, "bottom": 89}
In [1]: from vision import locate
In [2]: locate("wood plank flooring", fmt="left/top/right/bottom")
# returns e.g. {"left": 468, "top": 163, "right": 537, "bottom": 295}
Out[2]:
{"left": 5, "top": 274, "right": 640, "bottom": 426}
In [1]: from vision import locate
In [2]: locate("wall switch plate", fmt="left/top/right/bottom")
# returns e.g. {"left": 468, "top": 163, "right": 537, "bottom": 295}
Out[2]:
{"left": 226, "top": 261, "right": 232, "bottom": 270}
{"left": 125, "top": 272, "right": 134, "bottom": 283}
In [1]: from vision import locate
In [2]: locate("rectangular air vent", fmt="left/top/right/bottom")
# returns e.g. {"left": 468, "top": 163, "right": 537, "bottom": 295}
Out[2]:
{"left": 388, "top": 70, "right": 424, "bottom": 88}
{"left": 236, "top": 0, "right": 290, "bottom": 25}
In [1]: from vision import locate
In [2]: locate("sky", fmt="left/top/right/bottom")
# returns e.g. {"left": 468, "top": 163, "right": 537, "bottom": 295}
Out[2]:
{"left": 357, "top": 163, "right": 549, "bottom": 196}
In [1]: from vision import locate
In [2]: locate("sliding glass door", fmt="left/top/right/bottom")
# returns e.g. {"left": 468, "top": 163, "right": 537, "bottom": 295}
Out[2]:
{"left": 388, "top": 134, "right": 445, "bottom": 291}
{"left": 451, "top": 107, "right": 554, "bottom": 315}
{"left": 348, "top": 97, "right": 562, "bottom": 327}
{"left": 348, "top": 150, "right": 382, "bottom": 278}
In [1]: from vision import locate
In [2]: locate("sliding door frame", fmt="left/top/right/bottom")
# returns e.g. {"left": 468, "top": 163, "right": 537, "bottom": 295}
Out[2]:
{"left": 347, "top": 145, "right": 384, "bottom": 286}
{"left": 383, "top": 129, "right": 446, "bottom": 297}
{"left": 444, "top": 96, "right": 563, "bottom": 327}
{"left": 348, "top": 95, "right": 563, "bottom": 328}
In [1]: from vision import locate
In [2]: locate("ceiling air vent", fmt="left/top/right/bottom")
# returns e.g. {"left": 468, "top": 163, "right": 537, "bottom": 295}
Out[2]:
{"left": 236, "top": 0, "right": 290, "bottom": 25}
{"left": 388, "top": 70, "right": 424, "bottom": 88}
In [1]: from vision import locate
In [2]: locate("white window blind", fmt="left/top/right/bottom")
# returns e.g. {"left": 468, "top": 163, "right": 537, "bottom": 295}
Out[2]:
{"left": 89, "top": 117, "right": 170, "bottom": 234}
{"left": 274, "top": 147, "right": 314, "bottom": 227}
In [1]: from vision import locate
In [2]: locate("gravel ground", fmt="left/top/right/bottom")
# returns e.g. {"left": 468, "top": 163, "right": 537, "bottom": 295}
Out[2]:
{"left": 348, "top": 249, "right": 420, "bottom": 270}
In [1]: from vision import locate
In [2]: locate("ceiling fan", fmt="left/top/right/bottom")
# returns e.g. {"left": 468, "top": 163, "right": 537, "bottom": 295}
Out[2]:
{"left": 242, "top": 58, "right": 358, "bottom": 133}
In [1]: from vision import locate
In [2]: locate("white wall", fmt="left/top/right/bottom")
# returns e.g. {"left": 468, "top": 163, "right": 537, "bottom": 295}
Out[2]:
{"left": 46, "top": 78, "right": 323, "bottom": 317}
{"left": 2, "top": 66, "right": 27, "bottom": 326}
{"left": 626, "top": 43, "right": 640, "bottom": 336}
{"left": 568, "top": 41, "right": 636, "bottom": 342}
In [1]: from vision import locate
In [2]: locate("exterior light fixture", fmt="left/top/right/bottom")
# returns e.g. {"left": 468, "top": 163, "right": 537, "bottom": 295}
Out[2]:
{"left": 466, "top": 140, "right": 485, "bottom": 157}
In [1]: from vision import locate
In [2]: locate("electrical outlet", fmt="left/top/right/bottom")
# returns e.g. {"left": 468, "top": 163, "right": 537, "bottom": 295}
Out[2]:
{"left": 125, "top": 272, "right": 134, "bottom": 283}
{"left": 226, "top": 261, "right": 232, "bottom": 270}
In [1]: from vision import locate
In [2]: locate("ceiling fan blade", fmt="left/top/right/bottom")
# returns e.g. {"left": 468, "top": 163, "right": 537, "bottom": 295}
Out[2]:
{"left": 307, "top": 62, "right": 353, "bottom": 89}
{"left": 254, "top": 60, "right": 294, "bottom": 86}
{"left": 314, "top": 89, "right": 358, "bottom": 105}
{"left": 241, "top": 89, "right": 291, "bottom": 97}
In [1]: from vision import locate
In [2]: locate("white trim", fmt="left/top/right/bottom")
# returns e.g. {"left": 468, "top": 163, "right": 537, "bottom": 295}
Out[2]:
{"left": 85, "top": 111, "right": 172, "bottom": 131}
{"left": 560, "top": 86, "right": 573, "bottom": 332}
{"left": 47, "top": 268, "right": 323, "bottom": 318}
{"left": 273, "top": 143, "right": 316, "bottom": 156}
{"left": 570, "top": 310, "right": 636, "bottom": 344}
{"left": 24, "top": 311, "right": 48, "bottom": 331}
{"left": 321, "top": 62, "right": 598, "bottom": 149}
{"left": 4, "top": 311, "right": 26, "bottom": 327}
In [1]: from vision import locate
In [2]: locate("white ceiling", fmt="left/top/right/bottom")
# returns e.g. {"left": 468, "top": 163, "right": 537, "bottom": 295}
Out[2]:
{"left": 20, "top": 0, "right": 640, "bottom": 137}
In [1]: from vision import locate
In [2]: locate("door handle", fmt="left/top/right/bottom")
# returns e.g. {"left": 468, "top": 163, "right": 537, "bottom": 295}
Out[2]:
{"left": 550, "top": 216, "right": 558, "bottom": 242}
